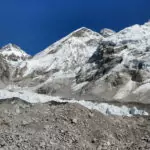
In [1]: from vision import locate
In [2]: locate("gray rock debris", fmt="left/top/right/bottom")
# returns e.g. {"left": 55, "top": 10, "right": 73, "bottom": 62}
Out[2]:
{"left": 0, "top": 98, "right": 149, "bottom": 150}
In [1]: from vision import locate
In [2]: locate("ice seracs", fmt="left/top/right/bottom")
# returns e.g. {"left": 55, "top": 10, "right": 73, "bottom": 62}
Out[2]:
{"left": 0, "top": 89, "right": 148, "bottom": 117}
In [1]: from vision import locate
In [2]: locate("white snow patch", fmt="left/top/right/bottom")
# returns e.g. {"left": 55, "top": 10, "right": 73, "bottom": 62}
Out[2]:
{"left": 0, "top": 90, "right": 59, "bottom": 103}
{"left": 0, "top": 90, "right": 148, "bottom": 117}
{"left": 74, "top": 100, "right": 148, "bottom": 116}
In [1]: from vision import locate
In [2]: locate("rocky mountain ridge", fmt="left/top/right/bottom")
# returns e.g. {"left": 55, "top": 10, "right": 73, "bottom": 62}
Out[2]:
{"left": 0, "top": 22, "right": 150, "bottom": 112}
{"left": 0, "top": 43, "right": 31, "bottom": 64}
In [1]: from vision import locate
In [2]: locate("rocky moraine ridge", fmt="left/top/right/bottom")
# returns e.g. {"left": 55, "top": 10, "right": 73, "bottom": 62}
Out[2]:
{"left": 0, "top": 22, "right": 150, "bottom": 149}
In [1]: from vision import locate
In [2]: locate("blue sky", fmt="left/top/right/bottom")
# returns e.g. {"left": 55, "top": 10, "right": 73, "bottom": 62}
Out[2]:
{"left": 0, "top": 0, "right": 149, "bottom": 55}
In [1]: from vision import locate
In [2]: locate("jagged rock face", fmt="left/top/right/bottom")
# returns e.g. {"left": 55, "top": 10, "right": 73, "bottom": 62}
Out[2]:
{"left": 0, "top": 55, "right": 11, "bottom": 88}
{"left": 103, "top": 22, "right": 150, "bottom": 101}
{"left": 0, "top": 43, "right": 31, "bottom": 66}
{"left": 75, "top": 22, "right": 150, "bottom": 102}
{"left": 100, "top": 28, "right": 116, "bottom": 37}
{"left": 76, "top": 41, "right": 123, "bottom": 83}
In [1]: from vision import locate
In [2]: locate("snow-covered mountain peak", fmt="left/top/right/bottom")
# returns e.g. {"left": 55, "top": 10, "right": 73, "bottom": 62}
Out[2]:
{"left": 103, "top": 23, "right": 150, "bottom": 56}
{"left": 144, "top": 21, "right": 150, "bottom": 26}
{"left": 71, "top": 27, "right": 89, "bottom": 33}
{"left": 19, "top": 27, "right": 103, "bottom": 80}
{"left": 34, "top": 27, "right": 103, "bottom": 59}
{"left": 2, "top": 43, "right": 16, "bottom": 49}
{"left": 0, "top": 43, "right": 31, "bottom": 63}
{"left": 70, "top": 27, "right": 100, "bottom": 37}
{"left": 0, "top": 43, "right": 30, "bottom": 56}
{"left": 2, "top": 22, "right": 150, "bottom": 104}
{"left": 100, "top": 28, "right": 116, "bottom": 37}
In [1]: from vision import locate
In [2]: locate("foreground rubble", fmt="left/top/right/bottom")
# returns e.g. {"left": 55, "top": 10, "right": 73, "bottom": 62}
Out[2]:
{"left": 0, "top": 98, "right": 149, "bottom": 150}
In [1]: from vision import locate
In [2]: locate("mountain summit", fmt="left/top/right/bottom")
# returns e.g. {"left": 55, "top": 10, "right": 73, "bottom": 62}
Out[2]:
{"left": 34, "top": 27, "right": 102, "bottom": 58}
{"left": 1, "top": 22, "right": 150, "bottom": 102}
{"left": 0, "top": 43, "right": 30, "bottom": 63}
{"left": 100, "top": 28, "right": 116, "bottom": 37}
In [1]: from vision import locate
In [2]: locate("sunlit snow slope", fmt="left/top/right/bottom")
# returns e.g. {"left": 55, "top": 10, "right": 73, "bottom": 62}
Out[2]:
{"left": 1, "top": 22, "right": 150, "bottom": 115}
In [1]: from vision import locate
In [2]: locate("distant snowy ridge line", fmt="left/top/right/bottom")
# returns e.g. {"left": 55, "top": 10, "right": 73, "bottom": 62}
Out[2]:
{"left": 1, "top": 22, "right": 150, "bottom": 106}
{"left": 0, "top": 89, "right": 148, "bottom": 117}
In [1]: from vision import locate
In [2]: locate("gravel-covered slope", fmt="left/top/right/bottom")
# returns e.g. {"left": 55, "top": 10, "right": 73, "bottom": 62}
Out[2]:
{"left": 0, "top": 97, "right": 149, "bottom": 150}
